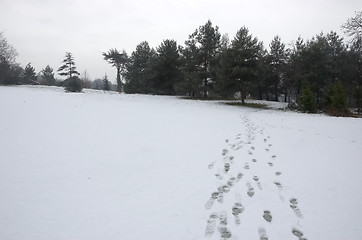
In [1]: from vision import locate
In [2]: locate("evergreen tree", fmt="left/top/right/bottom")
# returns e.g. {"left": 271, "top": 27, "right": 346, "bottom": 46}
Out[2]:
{"left": 40, "top": 65, "right": 55, "bottom": 85}
{"left": 22, "top": 63, "right": 37, "bottom": 84}
{"left": 298, "top": 87, "right": 317, "bottom": 113}
{"left": 103, "top": 74, "right": 110, "bottom": 91}
{"left": 152, "top": 39, "right": 182, "bottom": 95}
{"left": 226, "top": 27, "right": 263, "bottom": 104}
{"left": 268, "top": 36, "right": 288, "bottom": 101}
{"left": 124, "top": 41, "right": 155, "bottom": 94}
{"left": 58, "top": 52, "right": 80, "bottom": 79}
{"left": 182, "top": 20, "right": 221, "bottom": 97}
{"left": 103, "top": 49, "right": 128, "bottom": 92}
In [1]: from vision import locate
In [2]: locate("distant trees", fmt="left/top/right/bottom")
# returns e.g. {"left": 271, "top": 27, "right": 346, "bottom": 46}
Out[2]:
{"left": 124, "top": 41, "right": 155, "bottom": 94}
{"left": 58, "top": 52, "right": 80, "bottom": 79}
{"left": 40, "top": 65, "right": 55, "bottom": 85}
{"left": 181, "top": 20, "right": 221, "bottom": 97}
{"left": 58, "top": 52, "right": 82, "bottom": 92}
{"left": 103, "top": 48, "right": 128, "bottom": 92}
{"left": 21, "top": 63, "right": 37, "bottom": 84}
{"left": 0, "top": 32, "right": 22, "bottom": 84}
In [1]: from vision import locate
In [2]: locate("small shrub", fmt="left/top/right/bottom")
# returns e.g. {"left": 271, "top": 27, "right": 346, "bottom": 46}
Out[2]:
{"left": 64, "top": 76, "right": 83, "bottom": 92}
{"left": 298, "top": 87, "right": 316, "bottom": 113}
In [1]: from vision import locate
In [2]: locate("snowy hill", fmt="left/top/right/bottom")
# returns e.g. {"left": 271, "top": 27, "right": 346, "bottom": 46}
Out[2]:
{"left": 1, "top": 86, "right": 361, "bottom": 240}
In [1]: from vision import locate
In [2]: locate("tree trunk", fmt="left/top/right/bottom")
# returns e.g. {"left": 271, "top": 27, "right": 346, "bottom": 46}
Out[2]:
{"left": 116, "top": 67, "right": 121, "bottom": 92}
{"left": 203, "top": 78, "right": 208, "bottom": 97}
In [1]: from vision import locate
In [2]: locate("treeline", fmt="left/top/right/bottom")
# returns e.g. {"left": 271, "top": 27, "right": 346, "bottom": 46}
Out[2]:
{"left": 1, "top": 12, "right": 361, "bottom": 116}
{"left": 104, "top": 16, "right": 361, "bottom": 115}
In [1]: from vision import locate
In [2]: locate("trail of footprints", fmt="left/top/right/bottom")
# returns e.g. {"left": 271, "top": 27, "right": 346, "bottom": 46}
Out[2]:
{"left": 205, "top": 116, "right": 307, "bottom": 240}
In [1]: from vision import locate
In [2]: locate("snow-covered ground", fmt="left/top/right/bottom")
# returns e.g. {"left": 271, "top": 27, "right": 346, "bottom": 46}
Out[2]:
{"left": 0, "top": 86, "right": 361, "bottom": 240}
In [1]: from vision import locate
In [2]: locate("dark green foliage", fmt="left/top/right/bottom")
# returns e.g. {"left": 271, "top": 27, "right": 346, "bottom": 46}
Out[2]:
{"left": 151, "top": 39, "right": 182, "bottom": 95}
{"left": 64, "top": 76, "right": 83, "bottom": 92}
{"left": 21, "top": 63, "right": 37, "bottom": 84}
{"left": 103, "top": 49, "right": 128, "bottom": 92}
{"left": 181, "top": 20, "right": 221, "bottom": 97}
{"left": 218, "top": 27, "right": 263, "bottom": 104}
{"left": 103, "top": 74, "right": 110, "bottom": 91}
{"left": 124, "top": 41, "right": 155, "bottom": 94}
{"left": 40, "top": 65, "right": 55, "bottom": 85}
{"left": 58, "top": 52, "right": 80, "bottom": 79}
{"left": 324, "top": 81, "right": 347, "bottom": 115}
{"left": 298, "top": 87, "right": 316, "bottom": 113}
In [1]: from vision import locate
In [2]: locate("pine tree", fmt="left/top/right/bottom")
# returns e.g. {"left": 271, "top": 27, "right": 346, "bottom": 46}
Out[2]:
{"left": 103, "top": 74, "right": 110, "bottom": 91}
{"left": 268, "top": 36, "right": 287, "bottom": 101}
{"left": 22, "top": 63, "right": 37, "bottom": 84}
{"left": 124, "top": 41, "right": 155, "bottom": 94}
{"left": 228, "top": 27, "right": 263, "bottom": 104}
{"left": 182, "top": 20, "right": 221, "bottom": 97}
{"left": 152, "top": 39, "right": 182, "bottom": 95}
{"left": 40, "top": 65, "right": 55, "bottom": 85}
{"left": 58, "top": 52, "right": 80, "bottom": 79}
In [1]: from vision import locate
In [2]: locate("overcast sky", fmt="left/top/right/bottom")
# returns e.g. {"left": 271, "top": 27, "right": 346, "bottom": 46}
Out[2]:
{"left": 1, "top": 0, "right": 361, "bottom": 83}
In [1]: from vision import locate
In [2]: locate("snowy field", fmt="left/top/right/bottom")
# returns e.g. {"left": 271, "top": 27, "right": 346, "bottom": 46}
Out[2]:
{"left": 0, "top": 85, "right": 361, "bottom": 240}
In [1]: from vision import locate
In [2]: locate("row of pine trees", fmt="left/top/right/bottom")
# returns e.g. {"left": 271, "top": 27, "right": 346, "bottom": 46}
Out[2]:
{"left": 103, "top": 18, "right": 361, "bottom": 115}
{"left": 1, "top": 13, "right": 361, "bottom": 115}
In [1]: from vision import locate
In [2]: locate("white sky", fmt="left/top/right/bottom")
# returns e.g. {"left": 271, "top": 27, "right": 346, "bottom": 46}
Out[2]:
{"left": 1, "top": 0, "right": 361, "bottom": 83}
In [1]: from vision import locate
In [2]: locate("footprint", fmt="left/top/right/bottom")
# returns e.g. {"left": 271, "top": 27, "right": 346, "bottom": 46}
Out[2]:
{"left": 215, "top": 173, "right": 223, "bottom": 180}
{"left": 205, "top": 213, "right": 218, "bottom": 237}
{"left": 248, "top": 150, "right": 253, "bottom": 155}
{"left": 268, "top": 144, "right": 272, "bottom": 147}
{"left": 247, "top": 183, "right": 255, "bottom": 197}
{"left": 275, "top": 171, "right": 282, "bottom": 176}
{"left": 222, "top": 149, "right": 228, "bottom": 156}
{"left": 208, "top": 161, "right": 216, "bottom": 169}
{"left": 274, "top": 181, "right": 282, "bottom": 189}
{"left": 232, "top": 202, "right": 245, "bottom": 224}
{"left": 268, "top": 162, "right": 273, "bottom": 167}
{"left": 252, "top": 158, "right": 257, "bottom": 163}
{"left": 225, "top": 139, "right": 229, "bottom": 143}
{"left": 224, "top": 163, "right": 230, "bottom": 173}
{"left": 263, "top": 210, "right": 272, "bottom": 222}
{"left": 253, "top": 176, "right": 259, "bottom": 181}
{"left": 265, "top": 148, "right": 270, "bottom": 152}
{"left": 258, "top": 228, "right": 269, "bottom": 240}
{"left": 236, "top": 173, "right": 243, "bottom": 181}
{"left": 244, "top": 163, "right": 250, "bottom": 170}
{"left": 289, "top": 198, "right": 303, "bottom": 218}
{"left": 292, "top": 228, "right": 304, "bottom": 238}
{"left": 272, "top": 155, "right": 276, "bottom": 158}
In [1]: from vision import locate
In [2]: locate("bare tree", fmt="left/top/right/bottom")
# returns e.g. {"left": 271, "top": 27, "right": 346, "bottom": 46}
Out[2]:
{"left": 342, "top": 11, "right": 362, "bottom": 46}
{"left": 0, "top": 32, "right": 18, "bottom": 63}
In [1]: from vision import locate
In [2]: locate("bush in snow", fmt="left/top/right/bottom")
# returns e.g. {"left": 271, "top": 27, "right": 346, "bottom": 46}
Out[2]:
{"left": 64, "top": 76, "right": 83, "bottom": 92}
{"left": 298, "top": 87, "right": 316, "bottom": 113}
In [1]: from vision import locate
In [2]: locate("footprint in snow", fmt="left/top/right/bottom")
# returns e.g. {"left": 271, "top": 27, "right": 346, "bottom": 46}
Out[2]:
{"left": 289, "top": 198, "right": 303, "bottom": 218}
{"left": 292, "top": 228, "right": 306, "bottom": 239}
{"left": 268, "top": 162, "right": 274, "bottom": 167}
{"left": 252, "top": 158, "right": 257, "bottom": 163}
{"left": 258, "top": 228, "right": 269, "bottom": 240}
{"left": 236, "top": 173, "right": 243, "bottom": 181}
{"left": 275, "top": 171, "right": 282, "bottom": 176}
{"left": 232, "top": 202, "right": 245, "bottom": 225}
{"left": 274, "top": 181, "right": 282, "bottom": 189}
{"left": 224, "top": 163, "right": 230, "bottom": 173}
{"left": 263, "top": 210, "right": 272, "bottom": 222}
{"left": 244, "top": 163, "right": 250, "bottom": 170}
{"left": 247, "top": 182, "right": 255, "bottom": 197}
{"left": 208, "top": 161, "right": 216, "bottom": 169}
{"left": 222, "top": 149, "right": 228, "bottom": 156}
{"left": 205, "top": 213, "right": 218, "bottom": 237}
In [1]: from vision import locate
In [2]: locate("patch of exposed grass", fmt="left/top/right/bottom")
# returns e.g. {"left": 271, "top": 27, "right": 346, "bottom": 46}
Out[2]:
{"left": 224, "top": 102, "right": 269, "bottom": 109}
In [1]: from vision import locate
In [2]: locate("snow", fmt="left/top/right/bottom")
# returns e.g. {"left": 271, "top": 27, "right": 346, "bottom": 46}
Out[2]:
{"left": 0, "top": 85, "right": 361, "bottom": 240}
